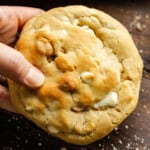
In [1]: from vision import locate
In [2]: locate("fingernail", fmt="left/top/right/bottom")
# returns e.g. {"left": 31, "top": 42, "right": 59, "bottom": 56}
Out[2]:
{"left": 24, "top": 68, "right": 45, "bottom": 88}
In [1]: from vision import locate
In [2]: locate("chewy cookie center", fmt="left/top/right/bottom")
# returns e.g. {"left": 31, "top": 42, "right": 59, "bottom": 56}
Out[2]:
{"left": 34, "top": 13, "right": 121, "bottom": 111}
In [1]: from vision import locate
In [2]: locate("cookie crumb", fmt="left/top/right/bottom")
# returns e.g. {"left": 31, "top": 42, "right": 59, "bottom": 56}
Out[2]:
{"left": 140, "top": 127, "right": 143, "bottom": 130}
{"left": 114, "top": 127, "right": 118, "bottom": 131}
{"left": 141, "top": 138, "right": 144, "bottom": 144}
{"left": 38, "top": 142, "right": 42, "bottom": 147}
{"left": 118, "top": 140, "right": 123, "bottom": 144}
{"left": 111, "top": 143, "right": 118, "bottom": 150}
{"left": 129, "top": 15, "right": 146, "bottom": 32}
{"left": 114, "top": 127, "right": 119, "bottom": 134}
{"left": 60, "top": 147, "right": 67, "bottom": 150}
{"left": 125, "top": 125, "right": 129, "bottom": 129}
{"left": 141, "top": 88, "right": 144, "bottom": 92}
{"left": 113, "top": 147, "right": 118, "bottom": 150}
{"left": 25, "top": 140, "right": 28, "bottom": 144}
{"left": 135, "top": 15, "right": 141, "bottom": 20}
{"left": 135, "top": 22, "right": 142, "bottom": 31}
{"left": 145, "top": 14, "right": 149, "bottom": 19}
{"left": 146, "top": 111, "right": 150, "bottom": 114}
{"left": 142, "top": 24, "right": 147, "bottom": 29}
{"left": 143, "top": 145, "right": 149, "bottom": 150}
{"left": 126, "top": 143, "right": 131, "bottom": 149}
{"left": 139, "top": 49, "right": 143, "bottom": 54}
{"left": 7, "top": 119, "right": 11, "bottom": 123}
{"left": 134, "top": 134, "right": 138, "bottom": 141}
{"left": 16, "top": 126, "right": 20, "bottom": 130}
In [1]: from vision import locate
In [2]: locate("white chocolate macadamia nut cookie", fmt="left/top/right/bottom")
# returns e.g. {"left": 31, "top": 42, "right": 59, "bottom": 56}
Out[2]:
{"left": 8, "top": 5, "right": 143, "bottom": 145}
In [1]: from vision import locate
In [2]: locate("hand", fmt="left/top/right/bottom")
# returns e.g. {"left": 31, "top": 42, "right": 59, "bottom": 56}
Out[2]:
{"left": 0, "top": 6, "right": 45, "bottom": 112}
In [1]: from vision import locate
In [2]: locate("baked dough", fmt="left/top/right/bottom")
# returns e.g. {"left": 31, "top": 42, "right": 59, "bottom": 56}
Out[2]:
{"left": 8, "top": 5, "right": 143, "bottom": 145}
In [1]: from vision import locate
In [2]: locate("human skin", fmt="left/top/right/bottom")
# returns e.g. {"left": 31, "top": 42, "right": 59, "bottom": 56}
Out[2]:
{"left": 0, "top": 6, "right": 45, "bottom": 112}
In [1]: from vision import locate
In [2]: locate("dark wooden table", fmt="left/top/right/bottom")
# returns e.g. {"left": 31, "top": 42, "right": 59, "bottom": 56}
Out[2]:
{"left": 0, "top": 0, "right": 149, "bottom": 149}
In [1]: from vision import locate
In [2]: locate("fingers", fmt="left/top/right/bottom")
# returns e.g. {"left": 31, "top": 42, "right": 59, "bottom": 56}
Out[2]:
{"left": 0, "top": 6, "right": 44, "bottom": 45}
{"left": 0, "top": 6, "right": 44, "bottom": 28}
{"left": 0, "top": 43, "right": 45, "bottom": 88}
{"left": 0, "top": 6, "right": 45, "bottom": 113}
{"left": 0, "top": 85, "right": 16, "bottom": 112}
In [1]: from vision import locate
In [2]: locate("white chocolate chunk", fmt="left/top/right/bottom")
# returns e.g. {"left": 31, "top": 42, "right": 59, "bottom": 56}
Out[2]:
{"left": 73, "top": 19, "right": 79, "bottom": 25}
{"left": 55, "top": 30, "right": 68, "bottom": 38}
{"left": 81, "top": 25, "right": 94, "bottom": 34}
{"left": 25, "top": 106, "right": 33, "bottom": 111}
{"left": 80, "top": 72, "right": 94, "bottom": 84}
{"left": 61, "top": 16, "right": 71, "bottom": 24}
{"left": 48, "top": 126, "right": 59, "bottom": 134}
{"left": 81, "top": 25, "right": 89, "bottom": 30}
{"left": 90, "top": 16, "right": 100, "bottom": 25}
{"left": 92, "top": 92, "right": 118, "bottom": 108}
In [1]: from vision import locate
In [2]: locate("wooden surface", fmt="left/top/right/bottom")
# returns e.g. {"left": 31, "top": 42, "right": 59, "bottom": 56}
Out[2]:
{"left": 0, "top": 0, "right": 149, "bottom": 149}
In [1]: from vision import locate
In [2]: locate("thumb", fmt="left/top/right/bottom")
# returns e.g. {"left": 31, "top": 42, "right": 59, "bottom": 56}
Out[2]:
{"left": 0, "top": 43, "right": 45, "bottom": 88}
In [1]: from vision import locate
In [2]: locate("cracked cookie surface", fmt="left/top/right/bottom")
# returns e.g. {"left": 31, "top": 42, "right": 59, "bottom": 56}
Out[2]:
{"left": 8, "top": 5, "right": 143, "bottom": 145}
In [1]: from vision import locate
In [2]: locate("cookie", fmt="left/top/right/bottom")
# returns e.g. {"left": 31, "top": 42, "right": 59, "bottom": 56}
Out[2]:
{"left": 8, "top": 5, "right": 143, "bottom": 145}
